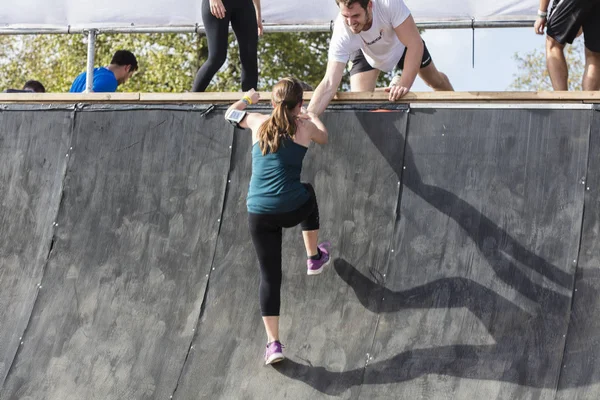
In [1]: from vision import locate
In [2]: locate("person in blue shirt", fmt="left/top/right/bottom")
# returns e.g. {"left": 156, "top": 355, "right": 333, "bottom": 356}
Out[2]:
{"left": 225, "top": 78, "right": 330, "bottom": 365}
{"left": 70, "top": 50, "right": 138, "bottom": 93}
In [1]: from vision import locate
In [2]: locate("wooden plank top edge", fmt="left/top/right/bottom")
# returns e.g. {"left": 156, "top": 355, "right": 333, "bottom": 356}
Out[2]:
{"left": 0, "top": 91, "right": 598, "bottom": 104}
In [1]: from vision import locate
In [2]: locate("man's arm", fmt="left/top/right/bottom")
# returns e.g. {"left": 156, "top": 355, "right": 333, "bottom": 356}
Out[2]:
{"left": 391, "top": 15, "right": 423, "bottom": 98}
{"left": 534, "top": 0, "right": 551, "bottom": 34}
{"left": 301, "top": 112, "right": 328, "bottom": 144}
{"left": 538, "top": 0, "right": 551, "bottom": 11}
{"left": 306, "top": 61, "right": 346, "bottom": 116}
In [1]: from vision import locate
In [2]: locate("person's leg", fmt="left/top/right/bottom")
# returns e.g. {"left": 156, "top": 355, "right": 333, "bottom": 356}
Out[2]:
{"left": 349, "top": 50, "right": 380, "bottom": 91}
{"left": 546, "top": 36, "right": 568, "bottom": 90}
{"left": 248, "top": 214, "right": 283, "bottom": 344}
{"left": 262, "top": 316, "right": 279, "bottom": 343}
{"left": 191, "top": 0, "right": 231, "bottom": 92}
{"left": 545, "top": 0, "right": 588, "bottom": 91}
{"left": 299, "top": 184, "right": 330, "bottom": 275}
{"left": 230, "top": 0, "right": 259, "bottom": 90}
{"left": 397, "top": 40, "right": 453, "bottom": 91}
{"left": 583, "top": 47, "right": 600, "bottom": 91}
{"left": 418, "top": 62, "right": 454, "bottom": 91}
{"left": 299, "top": 184, "right": 320, "bottom": 257}
{"left": 582, "top": 4, "right": 600, "bottom": 91}
{"left": 271, "top": 184, "right": 329, "bottom": 274}
{"left": 302, "top": 230, "right": 318, "bottom": 257}
{"left": 350, "top": 69, "right": 380, "bottom": 91}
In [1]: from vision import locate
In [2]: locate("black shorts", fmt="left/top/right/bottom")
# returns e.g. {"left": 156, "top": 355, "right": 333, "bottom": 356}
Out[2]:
{"left": 349, "top": 40, "right": 432, "bottom": 76}
{"left": 547, "top": 0, "right": 600, "bottom": 52}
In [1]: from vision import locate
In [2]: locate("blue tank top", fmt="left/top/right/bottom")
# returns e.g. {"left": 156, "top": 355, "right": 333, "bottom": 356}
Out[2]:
{"left": 247, "top": 137, "right": 310, "bottom": 214}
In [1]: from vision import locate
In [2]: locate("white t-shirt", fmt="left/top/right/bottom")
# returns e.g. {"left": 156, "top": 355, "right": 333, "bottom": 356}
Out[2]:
{"left": 328, "top": 0, "right": 411, "bottom": 72}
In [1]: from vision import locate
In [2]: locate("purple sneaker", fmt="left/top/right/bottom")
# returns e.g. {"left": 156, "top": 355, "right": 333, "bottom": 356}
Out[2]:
{"left": 265, "top": 340, "right": 284, "bottom": 365}
{"left": 307, "top": 241, "right": 331, "bottom": 275}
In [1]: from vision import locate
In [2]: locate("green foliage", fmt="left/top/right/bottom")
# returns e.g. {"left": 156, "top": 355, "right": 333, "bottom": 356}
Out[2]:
{"left": 510, "top": 37, "right": 584, "bottom": 91}
{"left": 0, "top": 33, "right": 203, "bottom": 92}
{"left": 258, "top": 32, "right": 333, "bottom": 90}
{"left": 0, "top": 30, "right": 399, "bottom": 92}
{"left": 196, "top": 32, "right": 351, "bottom": 91}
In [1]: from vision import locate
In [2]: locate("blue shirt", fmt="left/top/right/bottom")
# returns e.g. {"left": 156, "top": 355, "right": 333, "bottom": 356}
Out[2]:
{"left": 247, "top": 138, "right": 310, "bottom": 214}
{"left": 69, "top": 67, "right": 118, "bottom": 93}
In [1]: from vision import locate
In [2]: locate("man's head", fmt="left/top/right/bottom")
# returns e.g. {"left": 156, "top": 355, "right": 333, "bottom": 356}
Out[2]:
{"left": 22, "top": 80, "right": 45, "bottom": 93}
{"left": 109, "top": 50, "right": 138, "bottom": 85}
{"left": 335, "top": 0, "right": 373, "bottom": 34}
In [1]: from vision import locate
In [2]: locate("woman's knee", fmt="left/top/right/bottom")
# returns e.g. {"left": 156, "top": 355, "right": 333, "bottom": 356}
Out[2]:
{"left": 204, "top": 53, "right": 228, "bottom": 72}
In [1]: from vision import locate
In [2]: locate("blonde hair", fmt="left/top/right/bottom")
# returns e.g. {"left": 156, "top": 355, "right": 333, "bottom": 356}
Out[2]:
{"left": 257, "top": 77, "right": 304, "bottom": 155}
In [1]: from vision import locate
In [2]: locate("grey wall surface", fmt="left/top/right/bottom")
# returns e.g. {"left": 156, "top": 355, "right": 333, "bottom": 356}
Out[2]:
{"left": 0, "top": 108, "right": 233, "bottom": 400}
{"left": 0, "top": 104, "right": 598, "bottom": 400}
{"left": 0, "top": 110, "right": 72, "bottom": 390}
{"left": 175, "top": 110, "right": 406, "bottom": 400}
{"left": 557, "top": 106, "right": 600, "bottom": 400}
{"left": 360, "top": 108, "right": 588, "bottom": 400}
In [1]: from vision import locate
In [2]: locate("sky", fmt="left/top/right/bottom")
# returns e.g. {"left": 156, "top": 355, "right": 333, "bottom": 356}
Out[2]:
{"left": 410, "top": 27, "right": 547, "bottom": 92}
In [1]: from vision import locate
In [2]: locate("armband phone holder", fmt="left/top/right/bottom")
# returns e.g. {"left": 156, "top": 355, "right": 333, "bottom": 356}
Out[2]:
{"left": 225, "top": 109, "right": 247, "bottom": 129}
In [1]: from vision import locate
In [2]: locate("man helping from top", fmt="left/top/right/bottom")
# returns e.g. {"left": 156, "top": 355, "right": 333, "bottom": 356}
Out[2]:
{"left": 308, "top": 0, "right": 453, "bottom": 115}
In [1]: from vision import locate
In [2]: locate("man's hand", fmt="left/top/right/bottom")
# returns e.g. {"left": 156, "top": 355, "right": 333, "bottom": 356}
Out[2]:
{"left": 210, "top": 0, "right": 226, "bottom": 19}
{"left": 534, "top": 17, "right": 546, "bottom": 35}
{"left": 385, "top": 84, "right": 409, "bottom": 101}
{"left": 297, "top": 107, "right": 316, "bottom": 120}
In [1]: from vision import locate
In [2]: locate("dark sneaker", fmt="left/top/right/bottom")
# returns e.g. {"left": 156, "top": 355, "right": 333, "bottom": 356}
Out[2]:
{"left": 307, "top": 241, "right": 331, "bottom": 275}
{"left": 265, "top": 340, "right": 284, "bottom": 365}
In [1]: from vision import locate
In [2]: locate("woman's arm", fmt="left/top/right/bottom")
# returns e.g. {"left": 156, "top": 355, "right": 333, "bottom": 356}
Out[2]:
{"left": 225, "top": 89, "right": 263, "bottom": 130}
{"left": 252, "top": 0, "right": 263, "bottom": 36}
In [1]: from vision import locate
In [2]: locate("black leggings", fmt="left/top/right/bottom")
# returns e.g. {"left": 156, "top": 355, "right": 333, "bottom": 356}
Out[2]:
{"left": 192, "top": 0, "right": 259, "bottom": 92}
{"left": 248, "top": 184, "right": 320, "bottom": 317}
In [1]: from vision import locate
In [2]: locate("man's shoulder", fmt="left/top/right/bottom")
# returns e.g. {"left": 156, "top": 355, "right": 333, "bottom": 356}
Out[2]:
{"left": 73, "top": 70, "right": 86, "bottom": 80}
{"left": 93, "top": 68, "right": 117, "bottom": 86}
{"left": 94, "top": 67, "right": 115, "bottom": 79}
{"left": 374, "top": 0, "right": 408, "bottom": 13}
{"left": 69, "top": 71, "right": 87, "bottom": 92}
{"left": 373, "top": 0, "right": 405, "bottom": 6}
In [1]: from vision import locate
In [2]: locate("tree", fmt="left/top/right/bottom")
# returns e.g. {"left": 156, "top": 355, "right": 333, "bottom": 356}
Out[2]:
{"left": 0, "top": 33, "right": 204, "bottom": 93}
{"left": 210, "top": 32, "right": 340, "bottom": 92}
{"left": 0, "top": 31, "right": 398, "bottom": 93}
{"left": 510, "top": 36, "right": 585, "bottom": 91}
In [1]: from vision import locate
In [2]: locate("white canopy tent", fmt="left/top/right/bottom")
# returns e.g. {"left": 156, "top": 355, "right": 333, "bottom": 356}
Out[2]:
{"left": 0, "top": 0, "right": 539, "bottom": 32}
{"left": 0, "top": 0, "right": 541, "bottom": 91}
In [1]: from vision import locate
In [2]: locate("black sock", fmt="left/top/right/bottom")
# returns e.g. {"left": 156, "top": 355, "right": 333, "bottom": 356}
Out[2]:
{"left": 309, "top": 248, "right": 322, "bottom": 261}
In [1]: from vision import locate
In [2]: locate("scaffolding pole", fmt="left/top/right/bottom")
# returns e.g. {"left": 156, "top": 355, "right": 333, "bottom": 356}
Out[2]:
{"left": 0, "top": 19, "right": 536, "bottom": 35}
{"left": 85, "top": 29, "right": 97, "bottom": 93}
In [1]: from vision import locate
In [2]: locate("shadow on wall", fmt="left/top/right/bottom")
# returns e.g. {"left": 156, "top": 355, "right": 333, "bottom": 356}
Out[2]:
{"left": 274, "top": 261, "right": 600, "bottom": 395}
{"left": 271, "top": 110, "right": 595, "bottom": 394}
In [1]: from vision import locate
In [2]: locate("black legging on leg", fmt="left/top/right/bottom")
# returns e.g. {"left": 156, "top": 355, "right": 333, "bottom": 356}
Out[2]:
{"left": 230, "top": 2, "right": 259, "bottom": 91}
{"left": 248, "top": 184, "right": 320, "bottom": 317}
{"left": 192, "top": 0, "right": 258, "bottom": 92}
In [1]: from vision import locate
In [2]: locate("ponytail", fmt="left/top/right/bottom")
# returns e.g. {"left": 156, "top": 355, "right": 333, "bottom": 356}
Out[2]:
{"left": 257, "top": 102, "right": 298, "bottom": 155}
{"left": 257, "top": 77, "right": 304, "bottom": 155}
